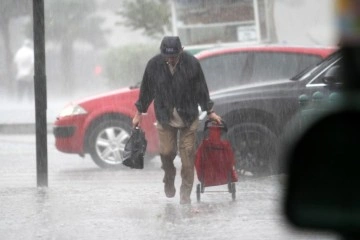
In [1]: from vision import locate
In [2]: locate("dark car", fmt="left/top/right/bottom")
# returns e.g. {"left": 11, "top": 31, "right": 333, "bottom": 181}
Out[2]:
{"left": 210, "top": 49, "right": 341, "bottom": 177}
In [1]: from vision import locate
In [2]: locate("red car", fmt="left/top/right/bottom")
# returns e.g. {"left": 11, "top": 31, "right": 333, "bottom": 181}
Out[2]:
{"left": 53, "top": 45, "right": 334, "bottom": 169}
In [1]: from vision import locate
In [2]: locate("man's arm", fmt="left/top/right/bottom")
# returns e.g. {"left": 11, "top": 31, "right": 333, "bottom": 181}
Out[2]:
{"left": 195, "top": 61, "right": 222, "bottom": 124}
{"left": 195, "top": 61, "right": 213, "bottom": 111}
{"left": 133, "top": 63, "right": 155, "bottom": 127}
{"left": 132, "top": 111, "right": 142, "bottom": 128}
{"left": 135, "top": 62, "right": 155, "bottom": 113}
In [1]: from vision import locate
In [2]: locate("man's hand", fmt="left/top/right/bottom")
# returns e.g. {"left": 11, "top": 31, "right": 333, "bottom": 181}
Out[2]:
{"left": 132, "top": 112, "right": 142, "bottom": 128}
{"left": 208, "top": 112, "right": 222, "bottom": 124}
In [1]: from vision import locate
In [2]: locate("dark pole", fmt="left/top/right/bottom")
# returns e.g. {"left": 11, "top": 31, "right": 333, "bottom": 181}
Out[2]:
{"left": 33, "top": 0, "right": 48, "bottom": 187}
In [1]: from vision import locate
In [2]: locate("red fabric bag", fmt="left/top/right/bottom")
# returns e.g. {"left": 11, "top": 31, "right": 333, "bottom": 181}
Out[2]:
{"left": 195, "top": 120, "right": 238, "bottom": 187}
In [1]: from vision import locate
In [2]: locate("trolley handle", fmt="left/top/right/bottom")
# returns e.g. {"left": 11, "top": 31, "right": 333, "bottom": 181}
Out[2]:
{"left": 204, "top": 119, "right": 228, "bottom": 132}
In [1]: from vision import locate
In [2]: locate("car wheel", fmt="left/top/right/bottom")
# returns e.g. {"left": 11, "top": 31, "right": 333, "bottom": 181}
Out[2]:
{"left": 88, "top": 118, "right": 132, "bottom": 169}
{"left": 228, "top": 123, "right": 279, "bottom": 177}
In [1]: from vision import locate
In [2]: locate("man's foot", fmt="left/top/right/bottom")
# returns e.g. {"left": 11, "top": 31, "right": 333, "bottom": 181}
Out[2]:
{"left": 164, "top": 181, "right": 176, "bottom": 198}
{"left": 163, "top": 168, "right": 176, "bottom": 198}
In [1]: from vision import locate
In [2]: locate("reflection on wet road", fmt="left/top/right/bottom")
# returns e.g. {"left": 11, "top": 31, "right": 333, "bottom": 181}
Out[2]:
{"left": 0, "top": 135, "right": 336, "bottom": 239}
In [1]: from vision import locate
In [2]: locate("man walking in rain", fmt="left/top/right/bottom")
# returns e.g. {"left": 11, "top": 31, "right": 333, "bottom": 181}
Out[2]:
{"left": 13, "top": 39, "right": 34, "bottom": 102}
{"left": 133, "top": 36, "right": 221, "bottom": 204}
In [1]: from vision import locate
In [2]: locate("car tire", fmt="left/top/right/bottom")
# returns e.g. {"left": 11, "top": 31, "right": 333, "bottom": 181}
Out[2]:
{"left": 88, "top": 117, "right": 132, "bottom": 169}
{"left": 227, "top": 122, "right": 279, "bottom": 177}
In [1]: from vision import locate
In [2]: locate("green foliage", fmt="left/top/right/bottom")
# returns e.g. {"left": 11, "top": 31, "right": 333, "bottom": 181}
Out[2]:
{"left": 104, "top": 44, "right": 159, "bottom": 88}
{"left": 117, "top": 0, "right": 171, "bottom": 39}
{"left": 45, "top": 0, "right": 107, "bottom": 47}
{"left": 0, "top": 0, "right": 32, "bottom": 91}
{"left": 0, "top": 0, "right": 31, "bottom": 20}
{"left": 43, "top": 0, "right": 109, "bottom": 95}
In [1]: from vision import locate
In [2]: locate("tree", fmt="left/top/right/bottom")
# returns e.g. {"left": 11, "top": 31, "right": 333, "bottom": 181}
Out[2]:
{"left": 117, "top": 0, "right": 171, "bottom": 39}
{"left": 117, "top": 0, "right": 281, "bottom": 44}
{"left": 45, "top": 0, "right": 108, "bottom": 95}
{"left": 105, "top": 44, "right": 158, "bottom": 88}
{"left": 0, "top": 0, "right": 32, "bottom": 94}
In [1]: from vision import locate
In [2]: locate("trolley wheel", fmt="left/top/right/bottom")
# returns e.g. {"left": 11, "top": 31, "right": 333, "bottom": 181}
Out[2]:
{"left": 231, "top": 182, "right": 236, "bottom": 200}
{"left": 196, "top": 184, "right": 201, "bottom": 202}
{"left": 200, "top": 183, "right": 205, "bottom": 193}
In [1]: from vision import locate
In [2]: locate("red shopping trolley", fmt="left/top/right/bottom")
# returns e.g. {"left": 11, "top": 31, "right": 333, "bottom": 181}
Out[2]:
{"left": 195, "top": 120, "right": 238, "bottom": 202}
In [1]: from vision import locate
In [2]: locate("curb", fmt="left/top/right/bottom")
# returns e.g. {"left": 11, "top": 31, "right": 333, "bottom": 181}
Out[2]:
{"left": 0, "top": 123, "right": 53, "bottom": 134}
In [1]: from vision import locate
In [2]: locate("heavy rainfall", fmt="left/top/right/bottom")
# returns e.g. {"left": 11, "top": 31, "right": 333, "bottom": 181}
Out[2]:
{"left": 0, "top": 0, "right": 340, "bottom": 239}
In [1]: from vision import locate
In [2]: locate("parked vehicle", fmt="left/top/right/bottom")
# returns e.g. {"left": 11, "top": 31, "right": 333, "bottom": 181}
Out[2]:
{"left": 53, "top": 45, "right": 335, "bottom": 171}
{"left": 211, "top": 49, "right": 341, "bottom": 176}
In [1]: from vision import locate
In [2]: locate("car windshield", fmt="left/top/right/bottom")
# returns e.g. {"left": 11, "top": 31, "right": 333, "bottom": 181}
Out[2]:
{"left": 200, "top": 50, "right": 324, "bottom": 91}
{"left": 290, "top": 50, "right": 341, "bottom": 81}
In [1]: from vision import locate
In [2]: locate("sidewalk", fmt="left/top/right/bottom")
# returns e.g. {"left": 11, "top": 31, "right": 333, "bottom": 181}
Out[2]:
{"left": 0, "top": 85, "right": 114, "bottom": 134}
{"left": 0, "top": 99, "right": 65, "bottom": 134}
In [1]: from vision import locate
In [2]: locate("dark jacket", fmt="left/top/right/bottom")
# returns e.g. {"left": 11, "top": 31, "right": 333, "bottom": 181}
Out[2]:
{"left": 135, "top": 51, "right": 214, "bottom": 127}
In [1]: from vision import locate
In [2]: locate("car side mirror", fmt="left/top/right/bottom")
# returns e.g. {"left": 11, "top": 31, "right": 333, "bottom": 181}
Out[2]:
{"left": 323, "top": 66, "right": 342, "bottom": 90}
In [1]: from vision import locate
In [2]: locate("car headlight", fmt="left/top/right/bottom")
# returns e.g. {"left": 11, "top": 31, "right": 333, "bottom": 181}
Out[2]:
{"left": 58, "top": 104, "right": 87, "bottom": 118}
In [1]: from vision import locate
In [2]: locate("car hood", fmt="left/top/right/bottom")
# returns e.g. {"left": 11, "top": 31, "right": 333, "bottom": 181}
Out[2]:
{"left": 73, "top": 87, "right": 139, "bottom": 107}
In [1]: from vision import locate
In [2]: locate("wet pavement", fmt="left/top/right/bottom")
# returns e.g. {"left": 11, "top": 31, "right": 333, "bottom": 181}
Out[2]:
{"left": 0, "top": 134, "right": 338, "bottom": 240}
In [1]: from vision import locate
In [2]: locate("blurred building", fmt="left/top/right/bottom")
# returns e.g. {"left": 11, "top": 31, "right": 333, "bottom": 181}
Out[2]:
{"left": 173, "top": 0, "right": 265, "bottom": 46}
{"left": 171, "top": 0, "right": 336, "bottom": 47}
{"left": 274, "top": 0, "right": 336, "bottom": 46}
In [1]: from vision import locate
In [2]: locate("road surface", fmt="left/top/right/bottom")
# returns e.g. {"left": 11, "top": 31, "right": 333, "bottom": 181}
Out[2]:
{"left": 0, "top": 134, "right": 337, "bottom": 240}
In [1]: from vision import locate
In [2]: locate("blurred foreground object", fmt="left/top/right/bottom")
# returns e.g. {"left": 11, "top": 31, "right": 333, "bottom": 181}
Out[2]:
{"left": 284, "top": 0, "right": 360, "bottom": 239}
{"left": 284, "top": 95, "right": 360, "bottom": 236}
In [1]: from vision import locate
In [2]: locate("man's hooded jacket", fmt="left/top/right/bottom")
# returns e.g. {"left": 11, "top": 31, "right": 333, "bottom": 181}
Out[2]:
{"left": 135, "top": 51, "right": 214, "bottom": 127}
